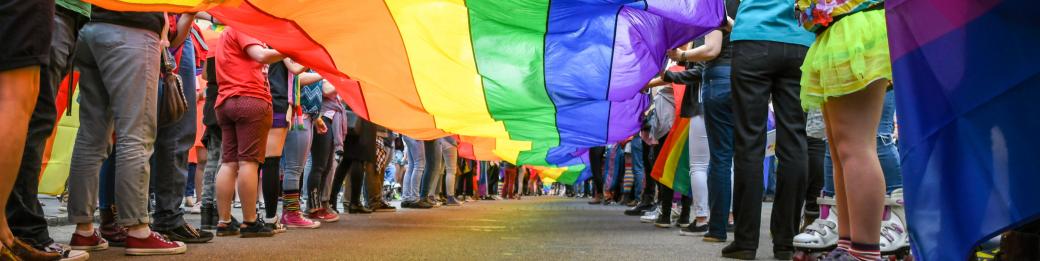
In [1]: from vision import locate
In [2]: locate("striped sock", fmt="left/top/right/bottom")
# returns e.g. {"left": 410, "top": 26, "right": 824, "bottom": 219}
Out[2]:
{"left": 850, "top": 242, "right": 881, "bottom": 261}
{"left": 284, "top": 191, "right": 301, "bottom": 212}
{"left": 837, "top": 237, "right": 852, "bottom": 251}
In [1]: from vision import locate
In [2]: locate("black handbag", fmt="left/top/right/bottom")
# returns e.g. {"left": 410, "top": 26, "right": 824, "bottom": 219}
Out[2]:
{"left": 158, "top": 48, "right": 188, "bottom": 127}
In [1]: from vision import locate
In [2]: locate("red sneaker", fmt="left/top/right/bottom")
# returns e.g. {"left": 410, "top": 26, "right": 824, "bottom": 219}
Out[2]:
{"left": 69, "top": 230, "right": 109, "bottom": 251}
{"left": 306, "top": 208, "right": 340, "bottom": 223}
{"left": 125, "top": 232, "right": 187, "bottom": 256}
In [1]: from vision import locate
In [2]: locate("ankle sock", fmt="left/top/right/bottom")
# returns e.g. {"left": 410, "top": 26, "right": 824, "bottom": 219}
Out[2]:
{"left": 849, "top": 242, "right": 881, "bottom": 260}
{"left": 75, "top": 230, "right": 94, "bottom": 237}
{"left": 837, "top": 237, "right": 851, "bottom": 251}
{"left": 127, "top": 228, "right": 151, "bottom": 239}
{"left": 283, "top": 190, "right": 301, "bottom": 212}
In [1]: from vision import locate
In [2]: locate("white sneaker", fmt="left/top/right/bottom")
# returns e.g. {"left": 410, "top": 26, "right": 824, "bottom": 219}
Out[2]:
{"left": 880, "top": 189, "right": 909, "bottom": 253}
{"left": 183, "top": 196, "right": 196, "bottom": 208}
{"left": 189, "top": 204, "right": 201, "bottom": 214}
{"left": 793, "top": 197, "right": 839, "bottom": 249}
{"left": 640, "top": 206, "right": 660, "bottom": 223}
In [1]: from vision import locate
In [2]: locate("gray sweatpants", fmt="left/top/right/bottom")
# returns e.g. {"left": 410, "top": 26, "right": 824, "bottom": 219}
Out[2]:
{"left": 67, "top": 22, "right": 160, "bottom": 227}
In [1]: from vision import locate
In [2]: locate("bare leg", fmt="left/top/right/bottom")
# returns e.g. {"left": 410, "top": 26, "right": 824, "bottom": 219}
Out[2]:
{"left": 265, "top": 129, "right": 287, "bottom": 157}
{"left": 822, "top": 105, "right": 850, "bottom": 239}
{"left": 823, "top": 81, "right": 888, "bottom": 245}
{"left": 0, "top": 67, "right": 41, "bottom": 246}
{"left": 237, "top": 161, "right": 261, "bottom": 223}
{"left": 216, "top": 162, "right": 240, "bottom": 222}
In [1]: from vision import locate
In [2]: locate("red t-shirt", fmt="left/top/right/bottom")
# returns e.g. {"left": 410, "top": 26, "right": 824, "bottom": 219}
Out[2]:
{"left": 214, "top": 27, "right": 271, "bottom": 108}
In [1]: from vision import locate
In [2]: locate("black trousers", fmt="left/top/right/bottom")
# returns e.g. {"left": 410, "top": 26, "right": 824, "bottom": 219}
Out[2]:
{"left": 487, "top": 166, "right": 499, "bottom": 196}
{"left": 641, "top": 140, "right": 658, "bottom": 202}
{"left": 730, "top": 40, "right": 809, "bottom": 250}
{"left": 805, "top": 136, "right": 827, "bottom": 216}
{"left": 307, "top": 116, "right": 335, "bottom": 209}
{"left": 8, "top": 10, "right": 85, "bottom": 249}
{"left": 588, "top": 146, "right": 606, "bottom": 196}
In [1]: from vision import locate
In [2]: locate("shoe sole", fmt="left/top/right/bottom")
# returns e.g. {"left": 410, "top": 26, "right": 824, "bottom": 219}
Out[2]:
{"left": 703, "top": 237, "right": 726, "bottom": 243}
{"left": 71, "top": 242, "right": 109, "bottom": 252}
{"left": 774, "top": 251, "right": 793, "bottom": 260}
{"left": 166, "top": 235, "right": 213, "bottom": 244}
{"left": 721, "top": 250, "right": 756, "bottom": 260}
{"left": 125, "top": 245, "right": 187, "bottom": 256}
{"left": 286, "top": 224, "right": 322, "bottom": 229}
{"left": 239, "top": 232, "right": 276, "bottom": 238}
{"left": 63, "top": 251, "right": 90, "bottom": 261}
{"left": 216, "top": 231, "right": 239, "bottom": 237}
{"left": 374, "top": 209, "right": 397, "bottom": 212}
{"left": 654, "top": 223, "right": 672, "bottom": 228}
{"left": 679, "top": 230, "right": 706, "bottom": 237}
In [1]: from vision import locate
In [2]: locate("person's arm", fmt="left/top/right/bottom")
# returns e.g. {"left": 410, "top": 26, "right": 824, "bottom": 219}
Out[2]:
{"left": 299, "top": 72, "right": 323, "bottom": 86}
{"left": 661, "top": 69, "right": 702, "bottom": 84}
{"left": 195, "top": 12, "right": 221, "bottom": 26}
{"left": 245, "top": 45, "right": 286, "bottom": 64}
{"left": 643, "top": 77, "right": 667, "bottom": 91}
{"left": 284, "top": 58, "right": 309, "bottom": 75}
{"left": 322, "top": 80, "right": 336, "bottom": 97}
{"left": 669, "top": 30, "right": 724, "bottom": 62}
{"left": 171, "top": 13, "right": 197, "bottom": 47}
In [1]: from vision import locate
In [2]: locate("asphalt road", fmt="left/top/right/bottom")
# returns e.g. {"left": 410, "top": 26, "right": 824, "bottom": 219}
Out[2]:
{"left": 49, "top": 197, "right": 776, "bottom": 260}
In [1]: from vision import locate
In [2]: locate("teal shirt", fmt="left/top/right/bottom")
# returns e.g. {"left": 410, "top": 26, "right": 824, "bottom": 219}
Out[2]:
{"left": 730, "top": 0, "right": 815, "bottom": 47}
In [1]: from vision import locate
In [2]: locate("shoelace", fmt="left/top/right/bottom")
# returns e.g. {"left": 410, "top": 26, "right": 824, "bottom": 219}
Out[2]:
{"left": 44, "top": 244, "right": 71, "bottom": 257}
{"left": 184, "top": 225, "right": 201, "bottom": 238}
{"left": 152, "top": 232, "right": 174, "bottom": 244}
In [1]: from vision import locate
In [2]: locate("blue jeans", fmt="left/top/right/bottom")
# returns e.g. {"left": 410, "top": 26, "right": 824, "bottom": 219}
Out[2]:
{"left": 402, "top": 137, "right": 425, "bottom": 202}
{"left": 281, "top": 116, "right": 313, "bottom": 191}
{"left": 702, "top": 64, "right": 735, "bottom": 239}
{"left": 185, "top": 164, "right": 196, "bottom": 196}
{"left": 630, "top": 139, "right": 645, "bottom": 197}
{"left": 148, "top": 37, "right": 197, "bottom": 230}
{"left": 822, "top": 90, "right": 902, "bottom": 196}
{"left": 99, "top": 151, "right": 116, "bottom": 210}
{"left": 421, "top": 140, "right": 443, "bottom": 198}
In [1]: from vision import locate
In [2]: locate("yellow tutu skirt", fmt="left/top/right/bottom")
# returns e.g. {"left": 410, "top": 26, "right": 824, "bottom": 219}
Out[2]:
{"left": 800, "top": 9, "right": 892, "bottom": 109}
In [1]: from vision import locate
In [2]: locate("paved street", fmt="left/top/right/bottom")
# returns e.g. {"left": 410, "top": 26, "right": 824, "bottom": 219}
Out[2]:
{"left": 48, "top": 197, "right": 776, "bottom": 260}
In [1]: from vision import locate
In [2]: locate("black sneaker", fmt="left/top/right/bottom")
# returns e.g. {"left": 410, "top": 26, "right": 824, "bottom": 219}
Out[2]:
{"left": 654, "top": 215, "right": 672, "bottom": 228}
{"left": 624, "top": 202, "right": 655, "bottom": 216}
{"left": 347, "top": 204, "right": 374, "bottom": 214}
{"left": 677, "top": 216, "right": 692, "bottom": 228}
{"left": 215, "top": 218, "right": 240, "bottom": 237}
{"left": 720, "top": 242, "right": 756, "bottom": 260}
{"left": 370, "top": 201, "right": 397, "bottom": 212}
{"left": 155, "top": 224, "right": 214, "bottom": 244}
{"left": 678, "top": 224, "right": 708, "bottom": 236}
{"left": 401, "top": 201, "right": 433, "bottom": 209}
{"left": 239, "top": 220, "right": 275, "bottom": 238}
{"left": 773, "top": 246, "right": 794, "bottom": 260}
{"left": 420, "top": 198, "right": 440, "bottom": 208}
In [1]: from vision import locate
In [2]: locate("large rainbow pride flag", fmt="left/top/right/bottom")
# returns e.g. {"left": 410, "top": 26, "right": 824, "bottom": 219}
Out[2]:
{"left": 887, "top": 0, "right": 1040, "bottom": 259}
{"left": 84, "top": 0, "right": 725, "bottom": 183}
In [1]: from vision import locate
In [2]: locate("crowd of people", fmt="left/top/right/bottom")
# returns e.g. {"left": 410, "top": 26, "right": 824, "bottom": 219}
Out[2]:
{"left": 0, "top": 0, "right": 914, "bottom": 260}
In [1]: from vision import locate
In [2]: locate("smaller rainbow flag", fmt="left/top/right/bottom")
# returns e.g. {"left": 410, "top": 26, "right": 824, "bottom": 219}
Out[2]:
{"left": 649, "top": 117, "right": 691, "bottom": 196}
